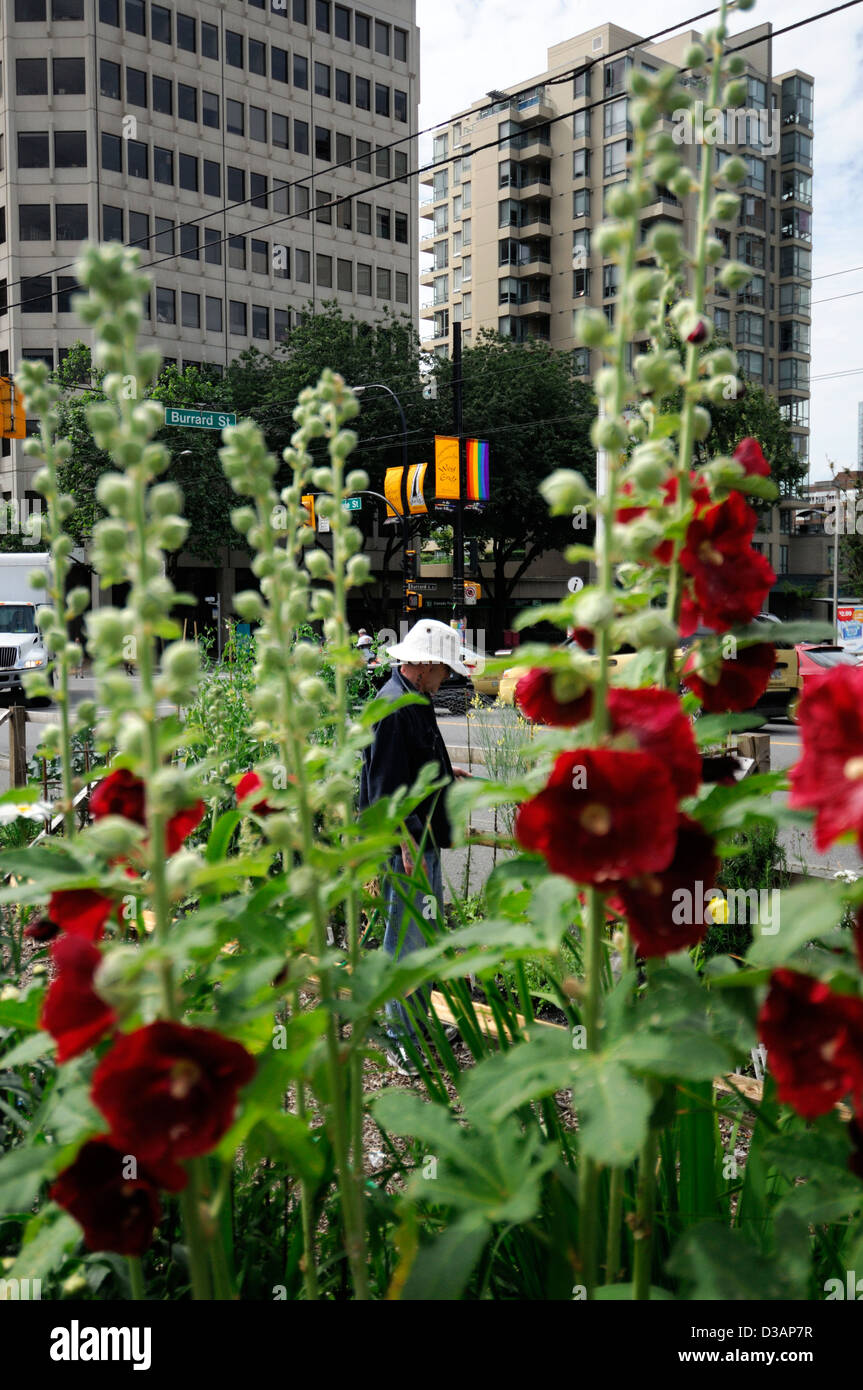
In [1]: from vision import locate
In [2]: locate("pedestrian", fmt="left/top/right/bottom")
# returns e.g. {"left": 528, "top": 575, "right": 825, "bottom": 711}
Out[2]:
{"left": 359, "top": 618, "right": 473, "bottom": 1075}
{"left": 356, "top": 628, "right": 373, "bottom": 663}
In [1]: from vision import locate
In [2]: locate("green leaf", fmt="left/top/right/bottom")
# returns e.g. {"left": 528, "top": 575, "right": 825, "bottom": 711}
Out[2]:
{"left": 0, "top": 1146, "right": 54, "bottom": 1215}
{"left": 7, "top": 1211, "right": 81, "bottom": 1284}
{"left": 747, "top": 879, "right": 847, "bottom": 966}
{"left": 594, "top": 1282, "right": 676, "bottom": 1300}
{"left": 244, "top": 1111, "right": 326, "bottom": 1185}
{"left": 695, "top": 712, "right": 766, "bottom": 746}
{"left": 573, "top": 1057, "right": 652, "bottom": 1165}
{"left": 459, "top": 1027, "right": 578, "bottom": 1125}
{"left": 373, "top": 1089, "right": 466, "bottom": 1163}
{"left": 0, "top": 989, "right": 44, "bottom": 1032}
{"left": 614, "top": 1029, "right": 735, "bottom": 1082}
{"left": 668, "top": 1211, "right": 810, "bottom": 1300}
{"left": 398, "top": 1216, "right": 490, "bottom": 1301}
{"left": 0, "top": 1031, "right": 54, "bottom": 1070}
{"left": 204, "top": 809, "right": 241, "bottom": 865}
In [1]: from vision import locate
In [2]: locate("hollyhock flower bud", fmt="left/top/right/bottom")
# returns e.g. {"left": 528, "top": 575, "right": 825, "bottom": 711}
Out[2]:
{"left": 515, "top": 748, "right": 678, "bottom": 884}
{"left": 50, "top": 1137, "right": 186, "bottom": 1257}
{"left": 682, "top": 643, "right": 775, "bottom": 713}
{"left": 758, "top": 969, "right": 863, "bottom": 1119}
{"left": 91, "top": 1021, "right": 256, "bottom": 1162}
{"left": 686, "top": 319, "right": 710, "bottom": 345}
{"left": 41, "top": 934, "right": 116, "bottom": 1061}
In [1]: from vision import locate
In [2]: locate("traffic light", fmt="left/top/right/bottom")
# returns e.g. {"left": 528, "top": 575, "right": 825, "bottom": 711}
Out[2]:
{"left": 405, "top": 546, "right": 418, "bottom": 583}
{"left": 0, "top": 377, "right": 26, "bottom": 440}
{"left": 300, "top": 494, "right": 315, "bottom": 529}
{"left": 406, "top": 590, "right": 423, "bottom": 610}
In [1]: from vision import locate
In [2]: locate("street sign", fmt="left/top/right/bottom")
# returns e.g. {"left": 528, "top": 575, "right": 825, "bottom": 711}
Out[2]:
{"left": 164, "top": 407, "right": 237, "bottom": 430}
{"left": 342, "top": 497, "right": 362, "bottom": 510}
{"left": 567, "top": 576, "right": 584, "bottom": 594}
{"left": 464, "top": 581, "right": 482, "bottom": 606}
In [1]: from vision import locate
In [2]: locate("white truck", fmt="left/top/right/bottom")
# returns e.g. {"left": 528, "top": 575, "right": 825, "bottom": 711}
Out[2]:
{"left": 0, "top": 554, "right": 52, "bottom": 696}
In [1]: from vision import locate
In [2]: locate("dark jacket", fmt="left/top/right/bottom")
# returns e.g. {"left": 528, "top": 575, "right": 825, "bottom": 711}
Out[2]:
{"left": 358, "top": 667, "right": 455, "bottom": 851}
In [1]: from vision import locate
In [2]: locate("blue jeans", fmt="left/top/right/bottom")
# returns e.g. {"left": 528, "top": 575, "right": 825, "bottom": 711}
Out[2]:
{"left": 382, "top": 850, "right": 444, "bottom": 1043}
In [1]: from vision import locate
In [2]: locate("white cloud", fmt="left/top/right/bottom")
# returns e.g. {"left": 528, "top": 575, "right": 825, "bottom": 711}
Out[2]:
{"left": 416, "top": 0, "right": 863, "bottom": 475}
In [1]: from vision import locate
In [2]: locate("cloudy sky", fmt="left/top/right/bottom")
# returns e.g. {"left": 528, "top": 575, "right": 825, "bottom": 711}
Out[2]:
{"left": 415, "top": 0, "right": 863, "bottom": 482}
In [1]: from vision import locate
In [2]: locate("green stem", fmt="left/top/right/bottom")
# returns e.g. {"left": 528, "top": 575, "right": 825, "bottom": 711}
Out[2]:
{"left": 291, "top": 986, "right": 320, "bottom": 1302}
{"left": 605, "top": 1168, "right": 624, "bottom": 1285}
{"left": 179, "top": 1162, "right": 213, "bottom": 1301}
{"left": 127, "top": 1256, "right": 146, "bottom": 1301}
{"left": 632, "top": 1128, "right": 659, "bottom": 1300}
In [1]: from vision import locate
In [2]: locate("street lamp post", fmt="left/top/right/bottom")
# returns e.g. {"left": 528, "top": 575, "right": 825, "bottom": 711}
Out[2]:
{"left": 352, "top": 383, "right": 415, "bottom": 619}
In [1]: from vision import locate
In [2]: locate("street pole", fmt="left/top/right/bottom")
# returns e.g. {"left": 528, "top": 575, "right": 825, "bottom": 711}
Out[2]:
{"left": 452, "top": 321, "right": 464, "bottom": 622}
{"left": 353, "top": 383, "right": 412, "bottom": 622}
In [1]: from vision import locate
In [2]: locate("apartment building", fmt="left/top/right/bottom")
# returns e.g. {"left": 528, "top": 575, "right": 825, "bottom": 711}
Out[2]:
{"left": 0, "top": 0, "right": 420, "bottom": 493}
{"left": 420, "top": 21, "right": 812, "bottom": 468}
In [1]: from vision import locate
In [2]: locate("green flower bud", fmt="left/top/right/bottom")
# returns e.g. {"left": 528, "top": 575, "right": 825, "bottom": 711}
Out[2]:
{"left": 345, "top": 469, "right": 368, "bottom": 493}
{"left": 346, "top": 554, "right": 371, "bottom": 585}
{"left": 234, "top": 589, "right": 264, "bottom": 622}
{"left": 720, "top": 156, "right": 746, "bottom": 186}
{"left": 305, "top": 549, "right": 332, "bottom": 579}
{"left": 684, "top": 43, "right": 706, "bottom": 67}
{"left": 712, "top": 191, "right": 741, "bottom": 222}
{"left": 540, "top": 469, "right": 594, "bottom": 515}
{"left": 575, "top": 308, "right": 609, "bottom": 348}
{"left": 719, "top": 261, "right": 753, "bottom": 291}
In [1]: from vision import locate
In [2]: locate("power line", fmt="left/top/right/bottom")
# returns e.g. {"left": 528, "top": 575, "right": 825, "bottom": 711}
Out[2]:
{"left": 6, "top": 0, "right": 857, "bottom": 316}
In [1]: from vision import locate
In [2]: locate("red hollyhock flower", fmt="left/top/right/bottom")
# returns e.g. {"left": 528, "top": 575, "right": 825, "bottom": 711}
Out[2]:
{"left": 733, "top": 437, "right": 770, "bottom": 478}
{"left": 236, "top": 770, "right": 277, "bottom": 815}
{"left": 515, "top": 668, "right": 593, "bottom": 727}
{"left": 515, "top": 748, "right": 678, "bottom": 884}
{"left": 48, "top": 887, "right": 114, "bottom": 941}
{"left": 616, "top": 475, "right": 711, "bottom": 565}
{"left": 617, "top": 815, "right": 720, "bottom": 958}
{"left": 789, "top": 666, "right": 863, "bottom": 852}
{"left": 90, "top": 765, "right": 204, "bottom": 855}
{"left": 90, "top": 768, "right": 147, "bottom": 826}
{"left": 41, "top": 934, "right": 116, "bottom": 1063}
{"left": 606, "top": 687, "right": 701, "bottom": 798}
{"left": 757, "top": 969, "right": 863, "bottom": 1119}
{"left": 50, "top": 1137, "right": 186, "bottom": 1257}
{"left": 165, "top": 799, "right": 205, "bottom": 853}
{"left": 23, "top": 915, "right": 59, "bottom": 942}
{"left": 855, "top": 906, "right": 863, "bottom": 975}
{"left": 682, "top": 642, "right": 775, "bottom": 713}
{"left": 91, "top": 1021, "right": 256, "bottom": 1163}
{"left": 569, "top": 627, "right": 594, "bottom": 651}
{"left": 680, "top": 492, "right": 776, "bottom": 633}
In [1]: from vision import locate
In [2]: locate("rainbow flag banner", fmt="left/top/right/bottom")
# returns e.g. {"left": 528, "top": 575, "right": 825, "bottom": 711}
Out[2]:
{"left": 466, "top": 438, "right": 490, "bottom": 502}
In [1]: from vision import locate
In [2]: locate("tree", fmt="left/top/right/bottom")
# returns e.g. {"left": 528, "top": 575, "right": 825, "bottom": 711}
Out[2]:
{"left": 694, "top": 381, "right": 806, "bottom": 498}
{"left": 430, "top": 331, "right": 596, "bottom": 641}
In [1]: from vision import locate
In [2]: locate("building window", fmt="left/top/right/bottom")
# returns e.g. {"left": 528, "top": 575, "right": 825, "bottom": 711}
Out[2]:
{"left": 204, "top": 227, "right": 221, "bottom": 264}
{"left": 125, "top": 0, "right": 144, "bottom": 33}
{"left": 395, "top": 149, "right": 408, "bottom": 182}
{"left": 251, "top": 172, "right": 267, "bottom": 210}
{"left": 375, "top": 19, "right": 390, "bottom": 55}
{"left": 295, "top": 249, "right": 311, "bottom": 283}
{"left": 604, "top": 97, "right": 629, "bottom": 138}
{"left": 315, "top": 126, "right": 331, "bottom": 161}
{"left": 178, "top": 153, "right": 198, "bottom": 192}
{"left": 150, "top": 3, "right": 170, "bottom": 42}
{"left": 395, "top": 270, "right": 409, "bottom": 304}
{"left": 273, "top": 114, "right": 289, "bottom": 149}
{"left": 128, "top": 209, "right": 148, "bottom": 248}
{"left": 376, "top": 207, "right": 391, "bottom": 239}
{"left": 230, "top": 301, "right": 248, "bottom": 336}
{"left": 337, "top": 257, "right": 352, "bottom": 291}
{"left": 574, "top": 66, "right": 591, "bottom": 98}
{"left": 177, "top": 12, "right": 196, "bottom": 51}
{"left": 357, "top": 261, "right": 372, "bottom": 295}
{"left": 153, "top": 74, "right": 172, "bottom": 114}
{"left": 228, "top": 236, "right": 246, "bottom": 270}
{"left": 226, "top": 31, "right": 243, "bottom": 68}
{"left": 294, "top": 55, "right": 309, "bottom": 90}
{"left": 573, "top": 109, "right": 590, "bottom": 140}
{"left": 202, "top": 91, "right": 219, "bottom": 128}
{"left": 22, "top": 276, "right": 52, "bottom": 311}
{"left": 56, "top": 203, "right": 87, "bottom": 239}
{"left": 18, "top": 132, "right": 49, "bottom": 168}
{"left": 156, "top": 287, "right": 175, "bottom": 324}
{"left": 356, "top": 201, "right": 371, "bottom": 235}
{"left": 377, "top": 266, "right": 391, "bottom": 299}
{"left": 17, "top": 59, "right": 48, "bottom": 95}
{"left": 100, "top": 58, "right": 121, "bottom": 100}
{"left": 336, "top": 132, "right": 352, "bottom": 165}
{"left": 180, "top": 225, "right": 198, "bottom": 259}
{"left": 252, "top": 305, "right": 269, "bottom": 340}
{"left": 250, "top": 239, "right": 268, "bottom": 275}
{"left": 181, "top": 292, "right": 200, "bottom": 329}
{"left": 202, "top": 160, "right": 220, "bottom": 198}
{"left": 355, "top": 76, "right": 370, "bottom": 110}
{"left": 316, "top": 0, "right": 330, "bottom": 31}
{"left": 356, "top": 12, "right": 370, "bottom": 46}
{"left": 603, "top": 139, "right": 629, "bottom": 177}
{"left": 206, "top": 296, "right": 222, "bottom": 332}
{"left": 395, "top": 211, "right": 408, "bottom": 244}
{"left": 227, "top": 167, "right": 245, "bottom": 201}
{"left": 102, "top": 204, "right": 123, "bottom": 241}
{"left": 154, "top": 217, "right": 173, "bottom": 253}
{"left": 573, "top": 188, "right": 590, "bottom": 218}
{"left": 375, "top": 83, "right": 390, "bottom": 117}
{"left": 573, "top": 148, "right": 590, "bottom": 179}
{"left": 99, "top": 0, "right": 119, "bottom": 21}
{"left": 335, "top": 69, "right": 351, "bottom": 103}
{"left": 126, "top": 66, "right": 147, "bottom": 107}
{"left": 227, "top": 99, "right": 244, "bottom": 136}
{"left": 249, "top": 39, "right": 266, "bottom": 75}
{"left": 314, "top": 62, "right": 331, "bottom": 98}
{"left": 293, "top": 0, "right": 307, "bottom": 21}
{"left": 177, "top": 83, "right": 196, "bottom": 122}
{"left": 316, "top": 253, "right": 333, "bottom": 287}
{"left": 250, "top": 106, "right": 267, "bottom": 143}
{"left": 16, "top": 0, "right": 46, "bottom": 17}
{"left": 394, "top": 90, "right": 407, "bottom": 122}
{"left": 20, "top": 204, "right": 51, "bottom": 240}
{"left": 153, "top": 146, "right": 173, "bottom": 184}
{"left": 56, "top": 276, "right": 77, "bottom": 311}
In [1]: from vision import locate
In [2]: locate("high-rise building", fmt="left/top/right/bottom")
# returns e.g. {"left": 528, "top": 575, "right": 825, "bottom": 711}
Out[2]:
{"left": 0, "top": 0, "right": 420, "bottom": 493}
{"left": 420, "top": 21, "right": 812, "bottom": 466}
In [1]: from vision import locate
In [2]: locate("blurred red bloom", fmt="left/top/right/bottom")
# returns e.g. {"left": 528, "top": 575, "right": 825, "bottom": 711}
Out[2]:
{"left": 236, "top": 770, "right": 277, "bottom": 815}
{"left": 515, "top": 668, "right": 592, "bottom": 727}
{"left": 515, "top": 748, "right": 678, "bottom": 884}
{"left": 616, "top": 475, "right": 711, "bottom": 565}
{"left": 682, "top": 643, "right": 775, "bottom": 713}
{"left": 48, "top": 888, "right": 114, "bottom": 941}
{"left": 757, "top": 969, "right": 863, "bottom": 1119}
{"left": 41, "top": 934, "right": 115, "bottom": 1063}
{"left": 92, "top": 1020, "right": 256, "bottom": 1163}
{"left": 90, "top": 768, "right": 146, "bottom": 826}
{"left": 789, "top": 666, "right": 863, "bottom": 852}
{"left": 23, "top": 915, "right": 59, "bottom": 942}
{"left": 50, "top": 1137, "right": 186, "bottom": 1256}
{"left": 680, "top": 492, "right": 775, "bottom": 634}
{"left": 607, "top": 687, "right": 701, "bottom": 798}
{"left": 618, "top": 816, "right": 719, "bottom": 958}
{"left": 733, "top": 437, "right": 770, "bottom": 478}
{"left": 165, "top": 799, "right": 205, "bottom": 853}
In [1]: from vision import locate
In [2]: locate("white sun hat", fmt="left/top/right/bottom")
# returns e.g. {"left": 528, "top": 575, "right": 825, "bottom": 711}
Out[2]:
{"left": 386, "top": 618, "right": 477, "bottom": 677}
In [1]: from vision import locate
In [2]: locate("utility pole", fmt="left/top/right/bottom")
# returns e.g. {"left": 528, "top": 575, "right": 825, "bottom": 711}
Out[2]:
{"left": 452, "top": 321, "right": 464, "bottom": 621}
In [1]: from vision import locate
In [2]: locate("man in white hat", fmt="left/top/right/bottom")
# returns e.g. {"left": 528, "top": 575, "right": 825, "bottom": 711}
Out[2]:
{"left": 359, "top": 618, "right": 474, "bottom": 1075}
